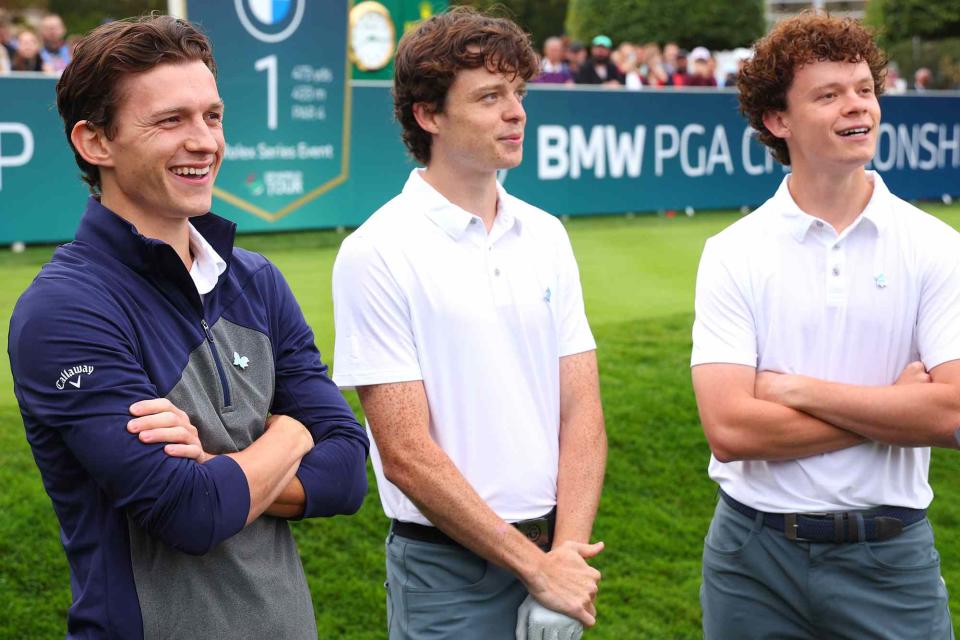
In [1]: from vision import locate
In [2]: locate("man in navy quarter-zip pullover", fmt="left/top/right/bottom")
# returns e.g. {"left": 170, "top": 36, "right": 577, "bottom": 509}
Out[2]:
{"left": 7, "top": 16, "right": 369, "bottom": 639}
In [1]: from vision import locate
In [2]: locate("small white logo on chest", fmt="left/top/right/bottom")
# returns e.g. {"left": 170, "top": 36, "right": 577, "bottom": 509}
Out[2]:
{"left": 233, "top": 352, "right": 250, "bottom": 370}
{"left": 874, "top": 273, "right": 888, "bottom": 289}
{"left": 56, "top": 364, "right": 95, "bottom": 390}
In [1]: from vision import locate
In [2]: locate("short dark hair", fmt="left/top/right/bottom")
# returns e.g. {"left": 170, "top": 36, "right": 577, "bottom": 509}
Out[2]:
{"left": 737, "top": 13, "right": 886, "bottom": 166}
{"left": 392, "top": 7, "right": 538, "bottom": 165}
{"left": 56, "top": 14, "right": 216, "bottom": 193}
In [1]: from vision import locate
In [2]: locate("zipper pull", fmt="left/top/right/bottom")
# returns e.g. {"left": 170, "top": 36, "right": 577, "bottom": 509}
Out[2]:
{"left": 200, "top": 319, "right": 214, "bottom": 342}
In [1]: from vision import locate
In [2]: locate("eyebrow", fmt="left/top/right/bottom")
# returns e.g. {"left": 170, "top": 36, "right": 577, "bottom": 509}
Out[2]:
{"left": 809, "top": 76, "right": 874, "bottom": 94}
{"left": 148, "top": 101, "right": 225, "bottom": 119}
{"left": 470, "top": 81, "right": 527, "bottom": 97}
{"left": 470, "top": 83, "right": 506, "bottom": 97}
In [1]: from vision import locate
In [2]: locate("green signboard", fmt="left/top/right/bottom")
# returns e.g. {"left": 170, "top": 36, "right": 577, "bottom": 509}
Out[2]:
{"left": 2, "top": 76, "right": 959, "bottom": 244}
{"left": 188, "top": 0, "right": 350, "bottom": 226}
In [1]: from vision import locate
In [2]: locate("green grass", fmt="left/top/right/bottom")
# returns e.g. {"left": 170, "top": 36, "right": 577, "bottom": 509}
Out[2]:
{"left": 2, "top": 202, "right": 960, "bottom": 638}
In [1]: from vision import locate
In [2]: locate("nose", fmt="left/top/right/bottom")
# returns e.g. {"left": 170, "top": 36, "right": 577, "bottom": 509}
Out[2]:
{"left": 504, "top": 92, "right": 526, "bottom": 124}
{"left": 184, "top": 115, "right": 221, "bottom": 155}
{"left": 842, "top": 87, "right": 873, "bottom": 115}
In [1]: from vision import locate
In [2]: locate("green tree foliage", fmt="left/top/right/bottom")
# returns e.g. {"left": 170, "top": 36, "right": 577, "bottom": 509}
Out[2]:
{"left": 865, "top": 0, "right": 960, "bottom": 44}
{"left": 885, "top": 37, "right": 960, "bottom": 89}
{"left": 47, "top": 0, "right": 166, "bottom": 36}
{"left": 457, "top": 0, "right": 567, "bottom": 48}
{"left": 566, "top": 0, "right": 764, "bottom": 50}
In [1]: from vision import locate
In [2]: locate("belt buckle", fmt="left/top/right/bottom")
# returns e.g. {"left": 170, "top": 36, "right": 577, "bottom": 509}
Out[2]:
{"left": 783, "top": 513, "right": 826, "bottom": 542}
{"left": 515, "top": 516, "right": 550, "bottom": 550}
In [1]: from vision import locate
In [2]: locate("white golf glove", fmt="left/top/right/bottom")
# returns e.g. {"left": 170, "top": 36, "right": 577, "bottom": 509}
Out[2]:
{"left": 515, "top": 594, "right": 584, "bottom": 640}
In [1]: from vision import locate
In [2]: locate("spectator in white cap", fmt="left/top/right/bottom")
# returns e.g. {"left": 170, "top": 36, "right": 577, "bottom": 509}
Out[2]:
{"left": 688, "top": 46, "right": 717, "bottom": 86}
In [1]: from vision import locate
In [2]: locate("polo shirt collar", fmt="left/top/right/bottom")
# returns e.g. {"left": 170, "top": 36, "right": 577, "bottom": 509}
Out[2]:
{"left": 188, "top": 221, "right": 227, "bottom": 295}
{"left": 404, "top": 169, "right": 521, "bottom": 240}
{"left": 777, "top": 170, "right": 890, "bottom": 242}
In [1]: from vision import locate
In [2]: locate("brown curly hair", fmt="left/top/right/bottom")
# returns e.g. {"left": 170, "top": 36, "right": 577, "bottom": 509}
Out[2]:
{"left": 393, "top": 7, "right": 538, "bottom": 166}
{"left": 737, "top": 13, "right": 887, "bottom": 166}
{"left": 56, "top": 15, "right": 215, "bottom": 193}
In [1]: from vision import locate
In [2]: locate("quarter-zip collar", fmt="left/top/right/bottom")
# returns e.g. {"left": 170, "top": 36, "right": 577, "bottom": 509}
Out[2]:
{"left": 73, "top": 196, "right": 237, "bottom": 283}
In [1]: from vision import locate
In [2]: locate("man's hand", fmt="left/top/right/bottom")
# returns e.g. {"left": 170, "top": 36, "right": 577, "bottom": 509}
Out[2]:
{"left": 895, "top": 361, "right": 931, "bottom": 385}
{"left": 128, "top": 398, "right": 214, "bottom": 463}
{"left": 516, "top": 594, "right": 583, "bottom": 640}
{"left": 522, "top": 540, "right": 603, "bottom": 627}
{"left": 754, "top": 370, "right": 799, "bottom": 406}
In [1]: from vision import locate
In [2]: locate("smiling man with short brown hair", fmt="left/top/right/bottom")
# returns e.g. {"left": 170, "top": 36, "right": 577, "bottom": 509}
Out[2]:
{"left": 8, "top": 15, "right": 368, "bottom": 638}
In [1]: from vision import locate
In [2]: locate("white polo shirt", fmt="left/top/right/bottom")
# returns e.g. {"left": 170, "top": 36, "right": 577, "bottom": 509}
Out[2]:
{"left": 332, "top": 169, "right": 596, "bottom": 525}
{"left": 692, "top": 171, "right": 960, "bottom": 512}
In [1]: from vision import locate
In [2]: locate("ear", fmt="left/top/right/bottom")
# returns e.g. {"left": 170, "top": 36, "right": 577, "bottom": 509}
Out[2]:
{"left": 70, "top": 120, "right": 115, "bottom": 169}
{"left": 412, "top": 102, "right": 441, "bottom": 136}
{"left": 762, "top": 110, "right": 790, "bottom": 140}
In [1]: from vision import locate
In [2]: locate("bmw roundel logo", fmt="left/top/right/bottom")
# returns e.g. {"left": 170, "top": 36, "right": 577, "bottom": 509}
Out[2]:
{"left": 249, "top": 0, "right": 292, "bottom": 24}
{"left": 235, "top": 0, "right": 305, "bottom": 43}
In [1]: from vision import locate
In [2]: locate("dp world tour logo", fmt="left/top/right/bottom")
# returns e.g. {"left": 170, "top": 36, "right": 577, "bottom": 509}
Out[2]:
{"left": 235, "top": 0, "right": 305, "bottom": 43}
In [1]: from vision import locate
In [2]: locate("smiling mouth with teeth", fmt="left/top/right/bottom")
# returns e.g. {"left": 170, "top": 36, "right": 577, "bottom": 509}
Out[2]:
{"left": 170, "top": 166, "right": 211, "bottom": 177}
{"left": 838, "top": 127, "right": 871, "bottom": 137}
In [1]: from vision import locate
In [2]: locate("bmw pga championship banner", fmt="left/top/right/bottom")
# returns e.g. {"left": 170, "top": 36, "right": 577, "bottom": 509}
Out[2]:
{"left": 1, "top": 71, "right": 959, "bottom": 243}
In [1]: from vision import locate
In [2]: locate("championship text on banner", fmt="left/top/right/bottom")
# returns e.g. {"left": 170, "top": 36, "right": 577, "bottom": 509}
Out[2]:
{"left": 1, "top": 79, "right": 959, "bottom": 243}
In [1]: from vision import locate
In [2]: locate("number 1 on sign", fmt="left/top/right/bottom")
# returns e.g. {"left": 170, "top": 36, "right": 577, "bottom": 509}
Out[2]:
{"left": 254, "top": 54, "right": 278, "bottom": 130}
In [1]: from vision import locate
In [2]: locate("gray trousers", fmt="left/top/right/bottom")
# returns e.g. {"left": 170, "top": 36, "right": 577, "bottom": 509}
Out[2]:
{"left": 385, "top": 527, "right": 528, "bottom": 639}
{"left": 701, "top": 497, "right": 954, "bottom": 639}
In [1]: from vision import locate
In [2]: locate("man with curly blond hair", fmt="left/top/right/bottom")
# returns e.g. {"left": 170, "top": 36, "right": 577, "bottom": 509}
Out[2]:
{"left": 691, "top": 13, "right": 960, "bottom": 639}
{"left": 332, "top": 7, "right": 606, "bottom": 640}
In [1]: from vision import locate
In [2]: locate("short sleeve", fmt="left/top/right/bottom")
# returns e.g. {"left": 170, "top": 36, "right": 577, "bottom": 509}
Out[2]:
{"left": 917, "top": 233, "right": 960, "bottom": 370}
{"left": 555, "top": 225, "right": 596, "bottom": 357}
{"left": 332, "top": 233, "right": 422, "bottom": 388}
{"left": 691, "top": 237, "right": 758, "bottom": 368}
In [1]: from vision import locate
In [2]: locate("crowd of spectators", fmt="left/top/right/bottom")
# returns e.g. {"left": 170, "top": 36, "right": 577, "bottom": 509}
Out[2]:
{"left": 0, "top": 9, "right": 74, "bottom": 76}
{"left": 0, "top": 10, "right": 953, "bottom": 91}
{"left": 531, "top": 35, "right": 750, "bottom": 89}
{"left": 532, "top": 33, "right": 953, "bottom": 92}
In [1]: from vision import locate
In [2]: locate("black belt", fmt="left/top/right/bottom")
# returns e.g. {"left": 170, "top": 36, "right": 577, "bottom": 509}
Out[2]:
{"left": 392, "top": 508, "right": 556, "bottom": 552}
{"left": 720, "top": 490, "right": 926, "bottom": 543}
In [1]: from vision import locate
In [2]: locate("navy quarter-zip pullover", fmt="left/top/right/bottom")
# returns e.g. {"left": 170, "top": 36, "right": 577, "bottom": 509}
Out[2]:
{"left": 8, "top": 198, "right": 369, "bottom": 639}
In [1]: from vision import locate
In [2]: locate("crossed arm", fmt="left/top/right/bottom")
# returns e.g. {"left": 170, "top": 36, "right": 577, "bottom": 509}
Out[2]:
{"left": 692, "top": 359, "right": 960, "bottom": 463}
{"left": 127, "top": 402, "right": 314, "bottom": 522}
{"left": 355, "top": 350, "right": 606, "bottom": 627}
